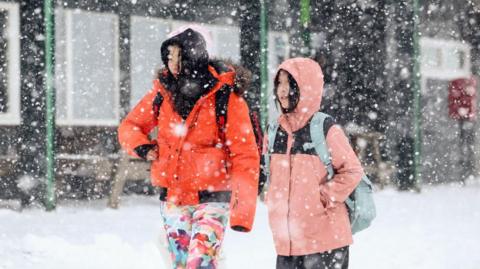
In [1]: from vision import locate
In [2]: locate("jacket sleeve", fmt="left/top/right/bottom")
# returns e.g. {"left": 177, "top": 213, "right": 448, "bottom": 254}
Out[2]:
{"left": 319, "top": 125, "right": 363, "bottom": 208}
{"left": 258, "top": 133, "right": 270, "bottom": 195}
{"left": 118, "top": 87, "right": 159, "bottom": 159}
{"left": 225, "top": 94, "right": 260, "bottom": 232}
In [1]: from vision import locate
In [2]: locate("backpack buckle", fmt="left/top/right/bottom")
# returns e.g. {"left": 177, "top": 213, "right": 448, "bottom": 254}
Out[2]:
{"left": 302, "top": 142, "right": 315, "bottom": 151}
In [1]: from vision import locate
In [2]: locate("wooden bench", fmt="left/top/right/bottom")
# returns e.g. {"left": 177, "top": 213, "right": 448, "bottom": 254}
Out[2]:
{"left": 1, "top": 153, "right": 151, "bottom": 208}
{"left": 55, "top": 153, "right": 118, "bottom": 199}
{"left": 0, "top": 155, "right": 22, "bottom": 211}
{"left": 0, "top": 155, "right": 17, "bottom": 177}
{"left": 350, "top": 132, "right": 395, "bottom": 189}
{"left": 56, "top": 153, "right": 117, "bottom": 180}
{"left": 107, "top": 152, "right": 150, "bottom": 208}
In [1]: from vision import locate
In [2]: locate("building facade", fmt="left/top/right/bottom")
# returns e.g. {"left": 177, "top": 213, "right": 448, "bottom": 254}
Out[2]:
{"left": 0, "top": 0, "right": 479, "bottom": 204}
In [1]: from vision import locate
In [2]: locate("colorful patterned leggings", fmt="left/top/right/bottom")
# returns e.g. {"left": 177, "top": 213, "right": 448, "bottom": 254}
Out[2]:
{"left": 160, "top": 201, "right": 229, "bottom": 269}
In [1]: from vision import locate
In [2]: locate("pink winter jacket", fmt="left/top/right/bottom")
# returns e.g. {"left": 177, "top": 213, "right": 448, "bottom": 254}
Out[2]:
{"left": 265, "top": 58, "right": 364, "bottom": 256}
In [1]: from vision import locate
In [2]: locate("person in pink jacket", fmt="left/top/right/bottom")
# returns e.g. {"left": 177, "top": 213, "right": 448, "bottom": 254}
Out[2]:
{"left": 261, "top": 58, "right": 364, "bottom": 269}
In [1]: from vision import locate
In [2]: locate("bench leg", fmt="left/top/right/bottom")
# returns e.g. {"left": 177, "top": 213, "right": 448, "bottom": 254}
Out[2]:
{"left": 108, "top": 164, "right": 128, "bottom": 209}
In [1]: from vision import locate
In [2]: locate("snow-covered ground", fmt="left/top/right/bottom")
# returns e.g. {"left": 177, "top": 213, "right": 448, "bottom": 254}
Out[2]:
{"left": 1, "top": 182, "right": 479, "bottom": 269}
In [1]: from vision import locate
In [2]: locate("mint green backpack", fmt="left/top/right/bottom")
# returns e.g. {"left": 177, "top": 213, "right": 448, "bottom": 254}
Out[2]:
{"left": 265, "top": 112, "right": 376, "bottom": 234}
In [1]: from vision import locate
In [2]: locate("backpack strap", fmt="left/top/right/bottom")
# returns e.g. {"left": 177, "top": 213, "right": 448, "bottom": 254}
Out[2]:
{"left": 307, "top": 112, "right": 335, "bottom": 180}
{"left": 152, "top": 91, "right": 164, "bottom": 119}
{"left": 215, "top": 85, "right": 232, "bottom": 151}
{"left": 264, "top": 119, "right": 280, "bottom": 186}
{"left": 249, "top": 110, "right": 263, "bottom": 155}
{"left": 215, "top": 85, "right": 263, "bottom": 156}
{"left": 308, "top": 112, "right": 376, "bottom": 233}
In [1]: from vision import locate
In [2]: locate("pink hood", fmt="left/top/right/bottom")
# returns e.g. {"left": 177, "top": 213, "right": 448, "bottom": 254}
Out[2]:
{"left": 276, "top": 58, "right": 324, "bottom": 132}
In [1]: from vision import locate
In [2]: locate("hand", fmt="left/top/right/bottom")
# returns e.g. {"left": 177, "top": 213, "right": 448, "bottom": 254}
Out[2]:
{"left": 146, "top": 148, "right": 158, "bottom": 161}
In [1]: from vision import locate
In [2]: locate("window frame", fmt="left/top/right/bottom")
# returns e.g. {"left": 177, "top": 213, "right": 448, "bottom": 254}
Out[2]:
{"left": 267, "top": 31, "right": 289, "bottom": 120}
{"left": 420, "top": 37, "right": 471, "bottom": 80}
{"left": 170, "top": 20, "right": 241, "bottom": 63}
{"left": 0, "top": 2, "right": 20, "bottom": 125}
{"left": 56, "top": 8, "right": 120, "bottom": 126}
{"left": 129, "top": 18, "right": 242, "bottom": 108}
{"left": 129, "top": 15, "right": 172, "bottom": 108}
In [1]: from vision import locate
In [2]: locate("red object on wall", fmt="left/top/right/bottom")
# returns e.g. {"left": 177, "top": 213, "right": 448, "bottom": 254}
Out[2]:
{"left": 448, "top": 77, "right": 477, "bottom": 121}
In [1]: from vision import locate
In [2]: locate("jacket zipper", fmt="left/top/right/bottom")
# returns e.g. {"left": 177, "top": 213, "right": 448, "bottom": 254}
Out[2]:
{"left": 287, "top": 134, "right": 294, "bottom": 255}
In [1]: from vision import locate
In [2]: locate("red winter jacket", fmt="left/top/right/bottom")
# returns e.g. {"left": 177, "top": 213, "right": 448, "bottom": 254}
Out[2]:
{"left": 118, "top": 65, "right": 260, "bottom": 232}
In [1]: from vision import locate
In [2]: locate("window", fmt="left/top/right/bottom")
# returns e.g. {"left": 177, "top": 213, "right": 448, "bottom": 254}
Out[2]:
{"left": 171, "top": 21, "right": 241, "bottom": 63}
{"left": 267, "top": 31, "right": 289, "bottom": 120}
{"left": 130, "top": 19, "right": 241, "bottom": 107}
{"left": 55, "top": 9, "right": 119, "bottom": 125}
{"left": 422, "top": 47, "right": 442, "bottom": 68}
{"left": 0, "top": 2, "right": 20, "bottom": 125}
{"left": 130, "top": 16, "right": 171, "bottom": 107}
{"left": 420, "top": 38, "right": 471, "bottom": 80}
{"left": 202, "top": 24, "right": 240, "bottom": 63}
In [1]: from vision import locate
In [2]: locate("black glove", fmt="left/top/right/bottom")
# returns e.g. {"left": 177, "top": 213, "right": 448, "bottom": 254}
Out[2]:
{"left": 133, "top": 144, "right": 157, "bottom": 160}
{"left": 231, "top": 225, "right": 249, "bottom": 232}
{"left": 258, "top": 156, "right": 267, "bottom": 195}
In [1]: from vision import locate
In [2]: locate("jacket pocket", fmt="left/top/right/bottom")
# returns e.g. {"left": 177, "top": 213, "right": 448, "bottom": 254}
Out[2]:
{"left": 150, "top": 141, "right": 174, "bottom": 184}
{"left": 188, "top": 147, "right": 227, "bottom": 189}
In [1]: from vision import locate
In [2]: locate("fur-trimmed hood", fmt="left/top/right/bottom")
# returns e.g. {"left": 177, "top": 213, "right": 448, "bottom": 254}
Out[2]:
{"left": 160, "top": 28, "right": 209, "bottom": 76}
{"left": 157, "top": 59, "right": 252, "bottom": 96}
{"left": 210, "top": 59, "right": 252, "bottom": 95}
{"left": 159, "top": 27, "right": 252, "bottom": 97}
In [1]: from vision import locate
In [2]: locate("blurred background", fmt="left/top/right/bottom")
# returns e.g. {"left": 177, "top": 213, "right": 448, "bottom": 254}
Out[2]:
{"left": 0, "top": 0, "right": 479, "bottom": 209}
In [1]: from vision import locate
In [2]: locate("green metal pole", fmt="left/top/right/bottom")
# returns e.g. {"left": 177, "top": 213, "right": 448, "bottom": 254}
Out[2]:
{"left": 44, "top": 0, "right": 56, "bottom": 210}
{"left": 260, "top": 0, "right": 269, "bottom": 130}
{"left": 300, "top": 0, "right": 311, "bottom": 56}
{"left": 412, "top": 0, "right": 422, "bottom": 190}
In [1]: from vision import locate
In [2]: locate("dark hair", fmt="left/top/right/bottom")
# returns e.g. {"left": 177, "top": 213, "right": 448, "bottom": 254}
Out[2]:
{"left": 158, "top": 29, "right": 213, "bottom": 119}
{"left": 274, "top": 70, "right": 300, "bottom": 113}
{"left": 160, "top": 28, "right": 209, "bottom": 76}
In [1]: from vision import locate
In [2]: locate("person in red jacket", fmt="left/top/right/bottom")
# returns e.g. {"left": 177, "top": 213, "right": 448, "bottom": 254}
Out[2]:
{"left": 118, "top": 27, "right": 259, "bottom": 268}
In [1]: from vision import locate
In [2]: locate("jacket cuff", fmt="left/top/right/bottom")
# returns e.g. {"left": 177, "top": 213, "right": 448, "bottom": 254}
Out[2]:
{"left": 133, "top": 144, "right": 156, "bottom": 160}
{"left": 231, "top": 225, "right": 249, "bottom": 232}
{"left": 229, "top": 209, "right": 253, "bottom": 232}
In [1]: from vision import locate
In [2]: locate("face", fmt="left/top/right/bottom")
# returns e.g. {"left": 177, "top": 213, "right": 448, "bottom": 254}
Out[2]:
{"left": 167, "top": 45, "right": 182, "bottom": 77}
{"left": 276, "top": 70, "right": 290, "bottom": 110}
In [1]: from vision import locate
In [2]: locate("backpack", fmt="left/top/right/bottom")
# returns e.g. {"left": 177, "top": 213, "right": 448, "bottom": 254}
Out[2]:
{"left": 152, "top": 85, "right": 263, "bottom": 155}
{"left": 264, "top": 112, "right": 375, "bottom": 234}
